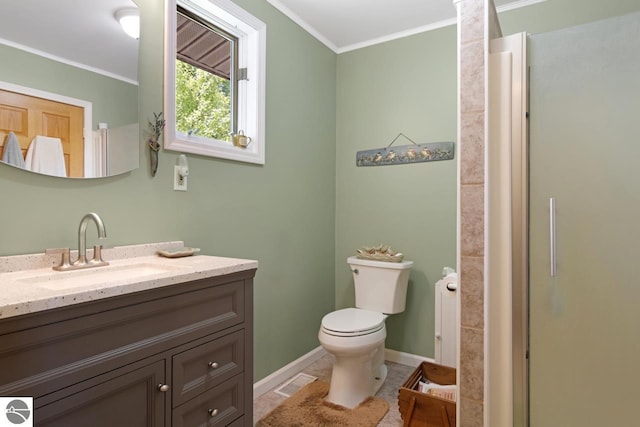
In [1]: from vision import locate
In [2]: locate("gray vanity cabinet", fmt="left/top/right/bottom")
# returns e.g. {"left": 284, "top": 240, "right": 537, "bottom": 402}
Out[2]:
{"left": 0, "top": 269, "right": 255, "bottom": 426}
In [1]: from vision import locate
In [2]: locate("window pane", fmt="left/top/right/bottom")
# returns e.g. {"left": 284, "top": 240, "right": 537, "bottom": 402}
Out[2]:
{"left": 175, "top": 60, "right": 231, "bottom": 139}
{"left": 175, "top": 9, "right": 236, "bottom": 141}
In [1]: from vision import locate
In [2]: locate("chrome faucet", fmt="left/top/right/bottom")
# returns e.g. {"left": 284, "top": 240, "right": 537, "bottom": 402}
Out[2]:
{"left": 49, "top": 212, "right": 110, "bottom": 271}
{"left": 76, "top": 212, "right": 109, "bottom": 267}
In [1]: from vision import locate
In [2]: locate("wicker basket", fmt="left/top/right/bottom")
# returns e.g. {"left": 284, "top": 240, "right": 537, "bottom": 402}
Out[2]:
{"left": 398, "top": 362, "right": 456, "bottom": 427}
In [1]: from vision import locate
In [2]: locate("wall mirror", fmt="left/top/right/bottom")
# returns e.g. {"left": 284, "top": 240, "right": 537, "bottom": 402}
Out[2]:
{"left": 165, "top": 0, "right": 266, "bottom": 164}
{"left": 0, "top": 0, "right": 140, "bottom": 179}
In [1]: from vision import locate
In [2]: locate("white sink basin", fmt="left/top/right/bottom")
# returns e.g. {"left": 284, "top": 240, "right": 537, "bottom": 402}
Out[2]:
{"left": 18, "top": 262, "right": 187, "bottom": 290}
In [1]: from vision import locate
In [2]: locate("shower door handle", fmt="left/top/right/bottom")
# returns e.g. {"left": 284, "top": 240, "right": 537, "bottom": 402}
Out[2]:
{"left": 549, "top": 197, "right": 557, "bottom": 277}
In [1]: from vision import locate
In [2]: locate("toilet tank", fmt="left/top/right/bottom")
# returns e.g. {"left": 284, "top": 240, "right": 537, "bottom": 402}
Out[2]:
{"left": 347, "top": 256, "right": 413, "bottom": 314}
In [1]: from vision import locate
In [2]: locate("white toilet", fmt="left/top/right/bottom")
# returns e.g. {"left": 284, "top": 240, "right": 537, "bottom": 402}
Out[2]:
{"left": 318, "top": 256, "right": 413, "bottom": 408}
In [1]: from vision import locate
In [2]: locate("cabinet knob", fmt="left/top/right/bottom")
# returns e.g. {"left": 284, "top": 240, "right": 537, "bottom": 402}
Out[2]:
{"left": 208, "top": 362, "right": 219, "bottom": 369}
{"left": 157, "top": 384, "right": 170, "bottom": 392}
{"left": 208, "top": 408, "right": 218, "bottom": 417}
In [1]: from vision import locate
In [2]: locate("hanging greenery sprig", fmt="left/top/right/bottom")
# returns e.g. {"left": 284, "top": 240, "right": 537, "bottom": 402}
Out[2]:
{"left": 147, "top": 112, "right": 165, "bottom": 177}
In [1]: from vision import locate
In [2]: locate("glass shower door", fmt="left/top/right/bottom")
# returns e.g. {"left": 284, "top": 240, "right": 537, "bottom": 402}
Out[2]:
{"left": 528, "top": 11, "right": 640, "bottom": 426}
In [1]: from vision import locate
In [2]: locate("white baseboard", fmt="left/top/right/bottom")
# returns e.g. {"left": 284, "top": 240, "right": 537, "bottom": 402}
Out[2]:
{"left": 253, "top": 346, "right": 433, "bottom": 398}
{"left": 253, "top": 346, "right": 328, "bottom": 398}
{"left": 384, "top": 348, "right": 434, "bottom": 367}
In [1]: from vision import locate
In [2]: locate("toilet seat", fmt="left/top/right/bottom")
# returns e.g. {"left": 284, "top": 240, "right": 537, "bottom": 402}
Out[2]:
{"left": 321, "top": 308, "right": 384, "bottom": 337}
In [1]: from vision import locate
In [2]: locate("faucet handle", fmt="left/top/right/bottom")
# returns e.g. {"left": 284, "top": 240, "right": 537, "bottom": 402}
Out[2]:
{"left": 90, "top": 237, "right": 112, "bottom": 266}
{"left": 46, "top": 248, "right": 72, "bottom": 271}
{"left": 90, "top": 245, "right": 110, "bottom": 266}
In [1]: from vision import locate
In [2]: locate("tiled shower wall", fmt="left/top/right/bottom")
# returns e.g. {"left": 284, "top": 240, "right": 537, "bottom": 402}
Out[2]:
{"left": 455, "top": 0, "right": 501, "bottom": 425}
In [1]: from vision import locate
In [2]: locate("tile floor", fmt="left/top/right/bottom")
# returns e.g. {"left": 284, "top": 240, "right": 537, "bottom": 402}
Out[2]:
{"left": 253, "top": 353, "right": 416, "bottom": 426}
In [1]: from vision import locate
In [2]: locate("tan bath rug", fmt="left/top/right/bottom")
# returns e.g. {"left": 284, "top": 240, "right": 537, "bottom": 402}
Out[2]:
{"left": 256, "top": 380, "right": 388, "bottom": 426}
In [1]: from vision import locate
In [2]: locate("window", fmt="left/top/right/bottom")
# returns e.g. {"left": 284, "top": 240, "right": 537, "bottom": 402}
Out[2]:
{"left": 176, "top": 7, "right": 236, "bottom": 140}
{"left": 165, "top": 0, "right": 266, "bottom": 164}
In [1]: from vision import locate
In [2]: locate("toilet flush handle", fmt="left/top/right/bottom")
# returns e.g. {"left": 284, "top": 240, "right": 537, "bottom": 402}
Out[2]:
{"left": 351, "top": 268, "right": 359, "bottom": 274}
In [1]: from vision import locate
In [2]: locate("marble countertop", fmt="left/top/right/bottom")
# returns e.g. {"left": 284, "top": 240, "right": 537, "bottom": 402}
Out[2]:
{"left": 0, "top": 242, "right": 258, "bottom": 320}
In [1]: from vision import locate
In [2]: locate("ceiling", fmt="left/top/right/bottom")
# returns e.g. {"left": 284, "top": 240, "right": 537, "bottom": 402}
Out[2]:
{"left": 266, "top": 0, "right": 542, "bottom": 53}
{"left": 0, "top": 0, "right": 541, "bottom": 82}
{"left": 0, "top": 0, "right": 139, "bottom": 83}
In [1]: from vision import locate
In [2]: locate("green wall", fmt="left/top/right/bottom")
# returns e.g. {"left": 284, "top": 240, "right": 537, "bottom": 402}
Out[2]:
{"left": 0, "top": 0, "right": 336, "bottom": 382}
{"left": 499, "top": 0, "right": 640, "bottom": 37}
{"left": 335, "top": 28, "right": 457, "bottom": 358}
{"left": 0, "top": 44, "right": 137, "bottom": 128}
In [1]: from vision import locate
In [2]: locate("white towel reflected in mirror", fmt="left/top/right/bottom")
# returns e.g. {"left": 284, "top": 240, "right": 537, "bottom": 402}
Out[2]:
{"left": 24, "top": 135, "right": 67, "bottom": 177}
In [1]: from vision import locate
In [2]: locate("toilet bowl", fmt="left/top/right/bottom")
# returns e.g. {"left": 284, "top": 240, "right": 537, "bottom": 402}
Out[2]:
{"left": 318, "top": 256, "right": 413, "bottom": 408}
{"left": 318, "top": 308, "right": 388, "bottom": 408}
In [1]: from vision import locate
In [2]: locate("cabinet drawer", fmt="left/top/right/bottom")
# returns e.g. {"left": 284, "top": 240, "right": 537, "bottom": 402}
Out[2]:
{"left": 173, "top": 374, "right": 244, "bottom": 427}
{"left": 0, "top": 279, "right": 244, "bottom": 396}
{"left": 172, "top": 330, "right": 244, "bottom": 407}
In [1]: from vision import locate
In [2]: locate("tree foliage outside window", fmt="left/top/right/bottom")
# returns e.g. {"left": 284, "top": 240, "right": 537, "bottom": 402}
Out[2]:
{"left": 175, "top": 60, "right": 231, "bottom": 141}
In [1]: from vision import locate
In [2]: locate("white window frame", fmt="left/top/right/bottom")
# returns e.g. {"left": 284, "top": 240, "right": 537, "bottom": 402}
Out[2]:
{"left": 164, "top": 0, "right": 266, "bottom": 164}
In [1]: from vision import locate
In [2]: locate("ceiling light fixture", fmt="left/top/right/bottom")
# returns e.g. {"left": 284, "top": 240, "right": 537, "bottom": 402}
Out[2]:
{"left": 115, "top": 8, "right": 140, "bottom": 39}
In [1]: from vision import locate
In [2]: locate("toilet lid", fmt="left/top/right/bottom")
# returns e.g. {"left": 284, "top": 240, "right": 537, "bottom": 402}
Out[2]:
{"left": 321, "top": 308, "right": 384, "bottom": 336}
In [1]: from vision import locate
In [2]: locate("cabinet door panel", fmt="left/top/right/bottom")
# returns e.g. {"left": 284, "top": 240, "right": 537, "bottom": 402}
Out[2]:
{"left": 36, "top": 360, "right": 165, "bottom": 427}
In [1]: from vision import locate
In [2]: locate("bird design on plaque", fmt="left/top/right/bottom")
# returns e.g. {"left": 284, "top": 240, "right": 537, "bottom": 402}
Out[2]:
{"left": 355, "top": 133, "right": 454, "bottom": 167}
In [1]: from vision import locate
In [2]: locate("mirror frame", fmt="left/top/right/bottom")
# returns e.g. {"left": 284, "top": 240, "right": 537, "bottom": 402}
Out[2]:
{"left": 164, "top": 0, "right": 266, "bottom": 165}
